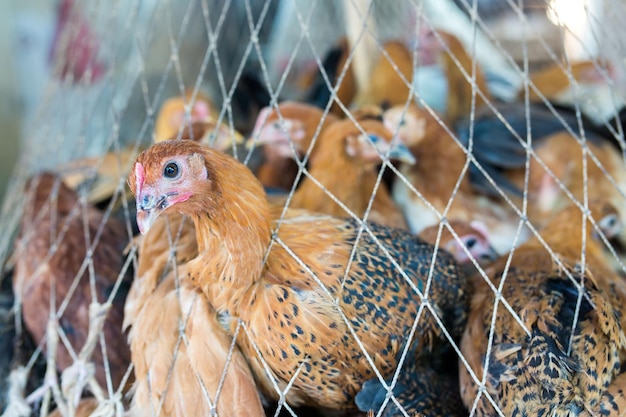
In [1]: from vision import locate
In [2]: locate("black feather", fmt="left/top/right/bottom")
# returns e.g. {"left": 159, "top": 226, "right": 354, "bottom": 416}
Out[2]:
{"left": 304, "top": 44, "right": 345, "bottom": 109}
{"left": 456, "top": 101, "right": 621, "bottom": 197}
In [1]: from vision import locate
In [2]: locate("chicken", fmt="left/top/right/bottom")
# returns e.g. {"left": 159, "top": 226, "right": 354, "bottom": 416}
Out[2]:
{"left": 455, "top": 102, "right": 625, "bottom": 200}
{"left": 354, "top": 40, "right": 414, "bottom": 108}
{"left": 125, "top": 213, "right": 265, "bottom": 417}
{"left": 386, "top": 104, "right": 526, "bottom": 254}
{"left": 249, "top": 101, "right": 339, "bottom": 192}
{"left": 58, "top": 147, "right": 137, "bottom": 206}
{"left": 154, "top": 90, "right": 216, "bottom": 143}
{"left": 416, "top": 27, "right": 491, "bottom": 126}
{"left": 128, "top": 139, "right": 469, "bottom": 411}
{"left": 523, "top": 59, "right": 623, "bottom": 126}
{"left": 459, "top": 200, "right": 626, "bottom": 416}
{"left": 504, "top": 131, "right": 626, "bottom": 240}
{"left": 12, "top": 173, "right": 132, "bottom": 394}
{"left": 301, "top": 37, "right": 357, "bottom": 116}
{"left": 290, "top": 118, "right": 414, "bottom": 229}
{"left": 418, "top": 220, "right": 498, "bottom": 275}
{"left": 524, "top": 60, "right": 613, "bottom": 103}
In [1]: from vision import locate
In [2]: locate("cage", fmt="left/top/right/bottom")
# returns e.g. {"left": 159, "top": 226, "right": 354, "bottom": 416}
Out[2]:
{"left": 1, "top": 0, "right": 626, "bottom": 416}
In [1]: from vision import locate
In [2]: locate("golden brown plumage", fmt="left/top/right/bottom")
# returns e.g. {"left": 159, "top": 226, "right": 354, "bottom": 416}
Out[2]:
{"left": 504, "top": 131, "right": 626, "bottom": 243}
{"left": 128, "top": 139, "right": 468, "bottom": 410}
{"left": 249, "top": 101, "right": 339, "bottom": 192}
{"left": 354, "top": 40, "right": 414, "bottom": 108}
{"left": 459, "top": 200, "right": 626, "bottom": 416}
{"left": 124, "top": 122, "right": 263, "bottom": 416}
{"left": 581, "top": 370, "right": 626, "bottom": 416}
{"left": 154, "top": 90, "right": 216, "bottom": 143}
{"left": 386, "top": 104, "right": 526, "bottom": 254}
{"left": 524, "top": 60, "right": 612, "bottom": 103}
{"left": 125, "top": 213, "right": 265, "bottom": 417}
{"left": 289, "top": 118, "right": 414, "bottom": 229}
{"left": 13, "top": 173, "right": 132, "bottom": 393}
{"left": 437, "top": 31, "right": 491, "bottom": 126}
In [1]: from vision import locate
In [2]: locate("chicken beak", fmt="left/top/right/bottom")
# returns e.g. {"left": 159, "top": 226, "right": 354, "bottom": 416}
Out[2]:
{"left": 387, "top": 142, "right": 416, "bottom": 165}
{"left": 481, "top": 245, "right": 500, "bottom": 263}
{"left": 136, "top": 193, "right": 167, "bottom": 235}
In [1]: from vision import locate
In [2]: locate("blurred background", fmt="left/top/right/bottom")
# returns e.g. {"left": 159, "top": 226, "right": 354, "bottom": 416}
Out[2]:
{"left": 0, "top": 0, "right": 55, "bottom": 203}
{"left": 1, "top": 0, "right": 624, "bottom": 204}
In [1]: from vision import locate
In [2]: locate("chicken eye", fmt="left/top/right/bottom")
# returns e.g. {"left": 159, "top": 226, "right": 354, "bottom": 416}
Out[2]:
{"left": 464, "top": 237, "right": 477, "bottom": 249}
{"left": 599, "top": 214, "right": 620, "bottom": 235}
{"left": 163, "top": 162, "right": 180, "bottom": 179}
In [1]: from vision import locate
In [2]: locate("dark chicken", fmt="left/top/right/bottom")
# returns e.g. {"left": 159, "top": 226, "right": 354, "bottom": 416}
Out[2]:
{"left": 459, "top": 200, "right": 626, "bottom": 416}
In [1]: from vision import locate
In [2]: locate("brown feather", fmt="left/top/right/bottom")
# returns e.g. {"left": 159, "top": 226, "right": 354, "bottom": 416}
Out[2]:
{"left": 355, "top": 40, "right": 414, "bottom": 108}
{"left": 290, "top": 118, "right": 408, "bottom": 229}
{"left": 13, "top": 173, "right": 132, "bottom": 392}
{"left": 126, "top": 213, "right": 265, "bottom": 417}
{"left": 460, "top": 201, "right": 626, "bottom": 416}
{"left": 129, "top": 140, "right": 468, "bottom": 410}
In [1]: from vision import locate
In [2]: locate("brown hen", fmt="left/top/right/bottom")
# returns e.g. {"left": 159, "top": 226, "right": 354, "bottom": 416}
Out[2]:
{"left": 128, "top": 139, "right": 468, "bottom": 411}
{"left": 13, "top": 173, "right": 132, "bottom": 393}
{"left": 386, "top": 104, "right": 527, "bottom": 254}
{"left": 289, "top": 118, "right": 414, "bottom": 229}
{"left": 249, "top": 101, "right": 339, "bottom": 192}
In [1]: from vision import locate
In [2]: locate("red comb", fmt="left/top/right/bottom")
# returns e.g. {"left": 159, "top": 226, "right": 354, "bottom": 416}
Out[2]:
{"left": 134, "top": 162, "right": 145, "bottom": 196}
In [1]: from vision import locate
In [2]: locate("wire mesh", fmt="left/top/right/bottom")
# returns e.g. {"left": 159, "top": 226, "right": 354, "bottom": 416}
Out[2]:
{"left": 2, "top": 0, "right": 626, "bottom": 416}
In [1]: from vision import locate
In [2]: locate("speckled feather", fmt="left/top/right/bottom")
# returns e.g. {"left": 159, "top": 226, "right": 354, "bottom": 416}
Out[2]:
{"left": 461, "top": 265, "right": 626, "bottom": 416}
{"left": 460, "top": 201, "right": 626, "bottom": 416}
{"left": 356, "top": 363, "right": 466, "bottom": 417}
{"left": 129, "top": 140, "right": 469, "bottom": 410}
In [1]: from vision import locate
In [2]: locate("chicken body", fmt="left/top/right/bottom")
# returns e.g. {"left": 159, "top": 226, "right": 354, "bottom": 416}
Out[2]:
{"left": 129, "top": 140, "right": 468, "bottom": 410}
{"left": 460, "top": 200, "right": 626, "bottom": 416}
{"left": 13, "top": 173, "right": 132, "bottom": 392}
{"left": 249, "top": 101, "right": 339, "bottom": 192}
{"left": 125, "top": 214, "right": 264, "bottom": 417}
{"left": 354, "top": 40, "right": 414, "bottom": 108}
{"left": 290, "top": 118, "right": 413, "bottom": 229}
{"left": 506, "top": 131, "right": 626, "bottom": 240}
{"left": 387, "top": 104, "right": 526, "bottom": 254}
{"left": 154, "top": 90, "right": 215, "bottom": 143}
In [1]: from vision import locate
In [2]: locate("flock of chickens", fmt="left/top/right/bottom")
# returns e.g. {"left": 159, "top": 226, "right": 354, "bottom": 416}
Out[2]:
{"left": 7, "top": 27, "right": 626, "bottom": 417}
